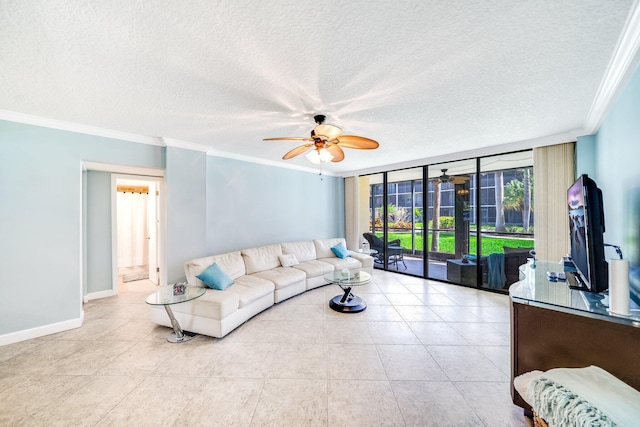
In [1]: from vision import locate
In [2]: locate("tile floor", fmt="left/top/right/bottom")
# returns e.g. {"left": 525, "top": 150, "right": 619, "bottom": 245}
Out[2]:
{"left": 0, "top": 271, "right": 533, "bottom": 426}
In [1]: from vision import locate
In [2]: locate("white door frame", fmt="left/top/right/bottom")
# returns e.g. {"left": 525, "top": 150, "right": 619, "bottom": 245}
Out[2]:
{"left": 111, "top": 174, "right": 164, "bottom": 291}
{"left": 82, "top": 162, "right": 165, "bottom": 301}
{"left": 146, "top": 181, "right": 159, "bottom": 285}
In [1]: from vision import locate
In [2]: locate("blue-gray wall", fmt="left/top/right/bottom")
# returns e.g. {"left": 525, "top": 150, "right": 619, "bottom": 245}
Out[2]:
{"left": 86, "top": 171, "right": 113, "bottom": 294}
{"left": 577, "top": 61, "right": 640, "bottom": 271}
{"left": 0, "top": 120, "right": 164, "bottom": 335}
{"left": 166, "top": 147, "right": 208, "bottom": 281}
{"left": 0, "top": 120, "right": 345, "bottom": 339}
{"left": 206, "top": 156, "right": 345, "bottom": 254}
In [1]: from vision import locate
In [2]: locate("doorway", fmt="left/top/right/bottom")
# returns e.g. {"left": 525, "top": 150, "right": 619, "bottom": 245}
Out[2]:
{"left": 112, "top": 174, "right": 162, "bottom": 287}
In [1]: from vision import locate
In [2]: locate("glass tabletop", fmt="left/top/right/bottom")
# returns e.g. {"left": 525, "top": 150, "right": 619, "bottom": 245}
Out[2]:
{"left": 323, "top": 270, "right": 372, "bottom": 286}
{"left": 510, "top": 260, "right": 640, "bottom": 326}
{"left": 145, "top": 285, "right": 206, "bottom": 306}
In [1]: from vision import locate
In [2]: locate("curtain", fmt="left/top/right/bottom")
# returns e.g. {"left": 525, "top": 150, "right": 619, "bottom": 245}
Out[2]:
{"left": 344, "top": 177, "right": 359, "bottom": 250}
{"left": 534, "top": 142, "right": 575, "bottom": 262}
{"left": 117, "top": 191, "right": 149, "bottom": 267}
{"left": 344, "top": 176, "right": 372, "bottom": 250}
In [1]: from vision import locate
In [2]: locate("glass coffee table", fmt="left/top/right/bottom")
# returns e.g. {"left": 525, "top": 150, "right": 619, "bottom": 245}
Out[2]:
{"left": 145, "top": 285, "right": 206, "bottom": 343}
{"left": 324, "top": 270, "right": 372, "bottom": 313}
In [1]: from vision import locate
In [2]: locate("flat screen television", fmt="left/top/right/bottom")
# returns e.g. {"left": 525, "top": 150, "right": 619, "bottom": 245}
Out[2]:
{"left": 567, "top": 174, "right": 608, "bottom": 292}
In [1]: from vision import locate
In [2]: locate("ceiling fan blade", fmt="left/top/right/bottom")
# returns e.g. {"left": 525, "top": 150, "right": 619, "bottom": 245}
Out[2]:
{"left": 282, "top": 144, "right": 312, "bottom": 160}
{"left": 451, "top": 176, "right": 469, "bottom": 184}
{"left": 263, "top": 137, "right": 311, "bottom": 141}
{"left": 335, "top": 135, "right": 379, "bottom": 149}
{"left": 326, "top": 144, "right": 345, "bottom": 162}
{"left": 313, "top": 124, "right": 342, "bottom": 140}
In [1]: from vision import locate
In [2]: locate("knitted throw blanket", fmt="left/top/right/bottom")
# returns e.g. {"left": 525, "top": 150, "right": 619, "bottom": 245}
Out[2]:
{"left": 532, "top": 377, "right": 616, "bottom": 427}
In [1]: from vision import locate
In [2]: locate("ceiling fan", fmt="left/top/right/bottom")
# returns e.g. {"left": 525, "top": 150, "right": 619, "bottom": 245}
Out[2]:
{"left": 439, "top": 169, "right": 455, "bottom": 183}
{"left": 263, "top": 115, "right": 379, "bottom": 164}
{"left": 438, "top": 169, "right": 470, "bottom": 184}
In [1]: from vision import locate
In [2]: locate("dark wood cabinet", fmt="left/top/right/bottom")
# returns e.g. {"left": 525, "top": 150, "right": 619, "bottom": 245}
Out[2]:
{"left": 510, "top": 261, "right": 640, "bottom": 410}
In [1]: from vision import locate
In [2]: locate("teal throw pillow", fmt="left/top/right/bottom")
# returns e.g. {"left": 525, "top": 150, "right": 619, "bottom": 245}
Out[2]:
{"left": 331, "top": 241, "right": 351, "bottom": 259}
{"left": 196, "top": 263, "right": 234, "bottom": 290}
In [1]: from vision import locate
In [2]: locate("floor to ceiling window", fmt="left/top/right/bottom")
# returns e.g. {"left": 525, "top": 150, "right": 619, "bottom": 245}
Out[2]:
{"left": 386, "top": 168, "right": 424, "bottom": 275}
{"left": 428, "top": 160, "right": 476, "bottom": 285}
{"left": 479, "top": 152, "right": 534, "bottom": 291}
{"left": 365, "top": 173, "right": 387, "bottom": 269}
{"left": 361, "top": 150, "right": 534, "bottom": 294}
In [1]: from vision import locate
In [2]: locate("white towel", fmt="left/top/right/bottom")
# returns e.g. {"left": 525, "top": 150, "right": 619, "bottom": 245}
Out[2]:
{"left": 527, "top": 366, "right": 640, "bottom": 427}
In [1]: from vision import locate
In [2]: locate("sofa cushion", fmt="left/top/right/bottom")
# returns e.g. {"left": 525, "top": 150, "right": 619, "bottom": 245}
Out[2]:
{"left": 252, "top": 267, "right": 306, "bottom": 290}
{"left": 319, "top": 256, "right": 362, "bottom": 270}
{"left": 278, "top": 254, "right": 299, "bottom": 267}
{"left": 292, "top": 259, "right": 335, "bottom": 277}
{"left": 314, "top": 238, "right": 347, "bottom": 259}
{"left": 242, "top": 244, "right": 283, "bottom": 274}
{"left": 197, "top": 263, "right": 234, "bottom": 290}
{"left": 281, "top": 240, "right": 317, "bottom": 262}
{"left": 185, "top": 251, "right": 246, "bottom": 287}
{"left": 331, "top": 241, "right": 350, "bottom": 259}
{"left": 227, "top": 276, "right": 275, "bottom": 308}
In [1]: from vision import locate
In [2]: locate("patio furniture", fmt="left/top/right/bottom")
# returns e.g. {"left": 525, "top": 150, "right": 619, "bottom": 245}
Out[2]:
{"left": 363, "top": 233, "right": 406, "bottom": 269}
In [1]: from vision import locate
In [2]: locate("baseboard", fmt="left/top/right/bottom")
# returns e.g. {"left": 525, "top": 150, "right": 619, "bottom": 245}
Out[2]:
{"left": 85, "top": 289, "right": 117, "bottom": 301}
{"left": 0, "top": 311, "right": 85, "bottom": 346}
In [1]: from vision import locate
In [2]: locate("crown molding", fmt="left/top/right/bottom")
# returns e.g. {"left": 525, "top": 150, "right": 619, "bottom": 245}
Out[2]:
{"left": 162, "top": 137, "right": 210, "bottom": 152}
{"left": 0, "top": 109, "right": 340, "bottom": 176}
{"left": 584, "top": 0, "right": 640, "bottom": 134}
{"left": 347, "top": 130, "right": 578, "bottom": 177}
{"left": 205, "top": 148, "right": 339, "bottom": 177}
{"left": 0, "top": 110, "right": 164, "bottom": 146}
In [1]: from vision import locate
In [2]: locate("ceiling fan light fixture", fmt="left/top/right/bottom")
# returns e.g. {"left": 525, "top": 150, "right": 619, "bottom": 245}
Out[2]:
{"left": 264, "top": 113, "right": 379, "bottom": 164}
{"left": 306, "top": 148, "right": 333, "bottom": 164}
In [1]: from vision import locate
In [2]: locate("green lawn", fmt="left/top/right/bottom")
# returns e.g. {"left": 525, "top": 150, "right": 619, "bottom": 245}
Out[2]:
{"left": 382, "top": 231, "right": 533, "bottom": 255}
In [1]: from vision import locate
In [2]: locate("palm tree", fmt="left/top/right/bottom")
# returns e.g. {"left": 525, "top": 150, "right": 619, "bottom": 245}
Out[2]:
{"left": 495, "top": 171, "right": 506, "bottom": 232}
{"left": 503, "top": 169, "right": 534, "bottom": 232}
{"left": 523, "top": 169, "right": 532, "bottom": 232}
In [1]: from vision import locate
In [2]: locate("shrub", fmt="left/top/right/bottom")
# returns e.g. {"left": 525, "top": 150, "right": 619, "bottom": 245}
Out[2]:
{"left": 427, "top": 216, "right": 454, "bottom": 229}
{"left": 440, "top": 216, "right": 454, "bottom": 229}
{"left": 369, "top": 216, "right": 384, "bottom": 230}
{"left": 391, "top": 221, "right": 413, "bottom": 230}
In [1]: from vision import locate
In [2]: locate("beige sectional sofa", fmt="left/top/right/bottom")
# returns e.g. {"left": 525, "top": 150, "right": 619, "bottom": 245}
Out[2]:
{"left": 149, "top": 238, "right": 374, "bottom": 338}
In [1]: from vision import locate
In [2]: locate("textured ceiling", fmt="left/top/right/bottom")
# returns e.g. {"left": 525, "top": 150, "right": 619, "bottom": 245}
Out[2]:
{"left": 0, "top": 1, "right": 637, "bottom": 175}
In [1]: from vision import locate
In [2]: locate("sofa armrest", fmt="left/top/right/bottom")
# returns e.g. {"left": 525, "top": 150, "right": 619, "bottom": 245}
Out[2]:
{"left": 348, "top": 251, "right": 374, "bottom": 271}
{"left": 349, "top": 250, "right": 373, "bottom": 263}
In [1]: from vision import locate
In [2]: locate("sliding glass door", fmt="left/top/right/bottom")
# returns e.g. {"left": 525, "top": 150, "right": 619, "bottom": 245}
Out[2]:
{"left": 386, "top": 169, "right": 424, "bottom": 275}
{"left": 360, "top": 149, "right": 534, "bottom": 294}
{"left": 427, "top": 160, "right": 476, "bottom": 285}
{"left": 366, "top": 173, "right": 386, "bottom": 269}
{"left": 479, "top": 152, "right": 534, "bottom": 291}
